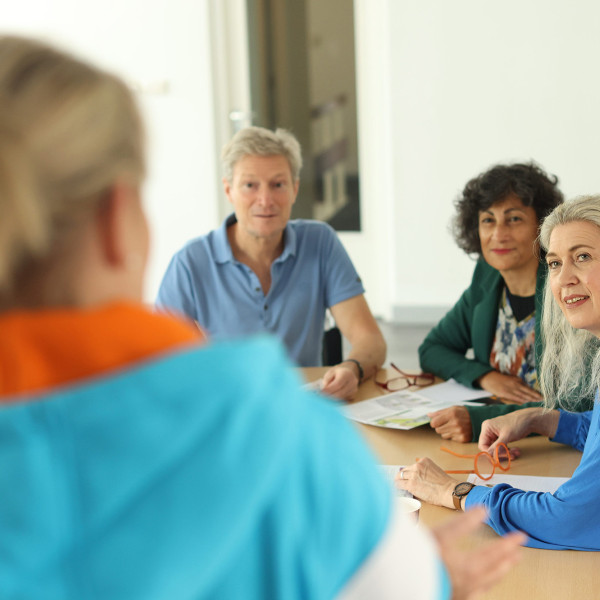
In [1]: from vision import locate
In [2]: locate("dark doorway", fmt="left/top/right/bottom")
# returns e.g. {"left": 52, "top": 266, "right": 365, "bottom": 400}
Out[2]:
{"left": 245, "top": 0, "right": 361, "bottom": 231}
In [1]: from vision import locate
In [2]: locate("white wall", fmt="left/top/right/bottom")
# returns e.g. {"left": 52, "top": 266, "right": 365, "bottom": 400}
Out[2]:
{"left": 5, "top": 1, "right": 600, "bottom": 322}
{"left": 345, "top": 0, "right": 397, "bottom": 320}
{"left": 382, "top": 0, "right": 600, "bottom": 321}
{"left": 1, "top": 0, "right": 220, "bottom": 302}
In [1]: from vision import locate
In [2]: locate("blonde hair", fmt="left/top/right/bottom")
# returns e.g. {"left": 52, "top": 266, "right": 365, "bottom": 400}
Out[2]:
{"left": 539, "top": 194, "right": 600, "bottom": 408}
{"left": 221, "top": 126, "right": 302, "bottom": 182}
{"left": 0, "top": 35, "right": 145, "bottom": 301}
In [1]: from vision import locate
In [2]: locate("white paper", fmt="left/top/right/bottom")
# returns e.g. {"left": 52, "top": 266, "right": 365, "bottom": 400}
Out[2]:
{"left": 467, "top": 473, "right": 569, "bottom": 492}
{"left": 417, "top": 378, "right": 492, "bottom": 403}
{"left": 344, "top": 379, "right": 489, "bottom": 430}
{"left": 344, "top": 389, "right": 435, "bottom": 429}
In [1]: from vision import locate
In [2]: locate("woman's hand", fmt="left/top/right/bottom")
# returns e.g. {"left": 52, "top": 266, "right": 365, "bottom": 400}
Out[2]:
{"left": 429, "top": 406, "right": 473, "bottom": 442}
{"left": 433, "top": 507, "right": 527, "bottom": 600}
{"left": 478, "top": 407, "right": 560, "bottom": 458}
{"left": 477, "top": 371, "right": 543, "bottom": 404}
{"left": 395, "top": 458, "right": 457, "bottom": 509}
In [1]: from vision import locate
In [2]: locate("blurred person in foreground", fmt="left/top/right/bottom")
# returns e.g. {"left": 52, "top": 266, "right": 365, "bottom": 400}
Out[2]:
{"left": 156, "top": 126, "right": 386, "bottom": 400}
{"left": 399, "top": 194, "right": 600, "bottom": 551}
{"left": 420, "top": 163, "right": 592, "bottom": 443}
{"left": 0, "top": 35, "right": 523, "bottom": 599}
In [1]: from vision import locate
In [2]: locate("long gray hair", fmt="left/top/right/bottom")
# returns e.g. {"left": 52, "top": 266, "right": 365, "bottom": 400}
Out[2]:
{"left": 539, "top": 194, "right": 600, "bottom": 408}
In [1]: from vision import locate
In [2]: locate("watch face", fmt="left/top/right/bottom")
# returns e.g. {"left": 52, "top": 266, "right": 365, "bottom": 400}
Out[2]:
{"left": 454, "top": 482, "right": 475, "bottom": 496}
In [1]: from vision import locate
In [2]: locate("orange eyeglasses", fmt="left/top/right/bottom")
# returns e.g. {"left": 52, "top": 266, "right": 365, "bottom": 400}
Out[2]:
{"left": 441, "top": 443, "right": 511, "bottom": 481}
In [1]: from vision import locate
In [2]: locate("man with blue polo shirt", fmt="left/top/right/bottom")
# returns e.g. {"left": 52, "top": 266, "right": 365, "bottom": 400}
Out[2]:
{"left": 156, "top": 126, "right": 386, "bottom": 400}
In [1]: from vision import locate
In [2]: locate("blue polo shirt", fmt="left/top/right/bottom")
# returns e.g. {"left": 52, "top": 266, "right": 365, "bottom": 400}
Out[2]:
{"left": 156, "top": 215, "right": 365, "bottom": 366}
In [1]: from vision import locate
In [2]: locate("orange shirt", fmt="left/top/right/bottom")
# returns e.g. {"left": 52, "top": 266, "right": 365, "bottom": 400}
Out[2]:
{"left": 0, "top": 302, "right": 205, "bottom": 399}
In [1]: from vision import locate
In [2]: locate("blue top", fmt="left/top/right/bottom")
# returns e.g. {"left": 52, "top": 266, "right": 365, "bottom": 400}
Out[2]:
{"left": 466, "top": 396, "right": 600, "bottom": 550}
{"left": 0, "top": 337, "right": 395, "bottom": 599}
{"left": 156, "top": 216, "right": 365, "bottom": 366}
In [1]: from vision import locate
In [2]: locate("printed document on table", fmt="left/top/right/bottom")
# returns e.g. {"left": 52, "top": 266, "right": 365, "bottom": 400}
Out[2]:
{"left": 346, "top": 389, "right": 465, "bottom": 430}
{"left": 467, "top": 473, "right": 569, "bottom": 492}
{"left": 344, "top": 378, "right": 490, "bottom": 430}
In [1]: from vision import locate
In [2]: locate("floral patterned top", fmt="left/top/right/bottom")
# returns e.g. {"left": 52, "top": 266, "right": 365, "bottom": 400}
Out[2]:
{"left": 489, "top": 287, "right": 538, "bottom": 391}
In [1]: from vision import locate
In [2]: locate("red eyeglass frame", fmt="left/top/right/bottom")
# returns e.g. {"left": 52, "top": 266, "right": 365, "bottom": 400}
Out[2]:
{"left": 375, "top": 362, "right": 435, "bottom": 392}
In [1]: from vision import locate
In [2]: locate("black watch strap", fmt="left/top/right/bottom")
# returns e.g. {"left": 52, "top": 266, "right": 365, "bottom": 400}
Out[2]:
{"left": 344, "top": 359, "right": 364, "bottom": 384}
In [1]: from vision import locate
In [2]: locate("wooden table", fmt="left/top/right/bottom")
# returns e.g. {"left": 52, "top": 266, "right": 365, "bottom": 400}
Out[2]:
{"left": 302, "top": 367, "right": 597, "bottom": 600}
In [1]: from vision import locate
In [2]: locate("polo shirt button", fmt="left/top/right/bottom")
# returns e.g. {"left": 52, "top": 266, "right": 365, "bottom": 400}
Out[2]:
{"left": 264, "top": 304, "right": 268, "bottom": 310}
{"left": 255, "top": 287, "right": 261, "bottom": 292}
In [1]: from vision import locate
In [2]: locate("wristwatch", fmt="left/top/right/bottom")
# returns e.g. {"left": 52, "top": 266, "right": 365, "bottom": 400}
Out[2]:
{"left": 452, "top": 481, "right": 476, "bottom": 510}
{"left": 344, "top": 359, "right": 364, "bottom": 384}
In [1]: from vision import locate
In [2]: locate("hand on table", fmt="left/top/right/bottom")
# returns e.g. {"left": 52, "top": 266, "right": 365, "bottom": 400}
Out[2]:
{"left": 395, "top": 457, "right": 457, "bottom": 509}
{"left": 320, "top": 363, "right": 359, "bottom": 400}
{"left": 433, "top": 507, "right": 526, "bottom": 600}
{"left": 396, "top": 460, "right": 527, "bottom": 597}
{"left": 429, "top": 406, "right": 473, "bottom": 442}
{"left": 477, "top": 371, "right": 543, "bottom": 404}
{"left": 478, "top": 407, "right": 561, "bottom": 459}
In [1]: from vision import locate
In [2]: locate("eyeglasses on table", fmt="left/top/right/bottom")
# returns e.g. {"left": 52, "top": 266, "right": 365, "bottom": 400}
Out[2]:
{"left": 441, "top": 443, "right": 512, "bottom": 481}
{"left": 375, "top": 362, "right": 435, "bottom": 392}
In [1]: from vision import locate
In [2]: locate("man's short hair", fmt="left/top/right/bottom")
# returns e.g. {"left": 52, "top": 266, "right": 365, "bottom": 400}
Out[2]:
{"left": 221, "top": 126, "right": 303, "bottom": 182}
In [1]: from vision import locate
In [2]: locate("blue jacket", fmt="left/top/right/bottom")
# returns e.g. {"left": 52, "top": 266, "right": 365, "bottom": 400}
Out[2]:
{"left": 467, "top": 399, "right": 600, "bottom": 550}
{"left": 0, "top": 337, "right": 392, "bottom": 598}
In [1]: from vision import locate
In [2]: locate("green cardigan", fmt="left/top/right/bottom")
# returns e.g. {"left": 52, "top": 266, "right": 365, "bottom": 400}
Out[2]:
{"left": 418, "top": 259, "right": 593, "bottom": 440}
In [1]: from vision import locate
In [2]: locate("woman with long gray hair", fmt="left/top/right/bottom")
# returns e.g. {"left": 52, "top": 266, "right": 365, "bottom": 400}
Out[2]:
{"left": 399, "top": 194, "right": 600, "bottom": 550}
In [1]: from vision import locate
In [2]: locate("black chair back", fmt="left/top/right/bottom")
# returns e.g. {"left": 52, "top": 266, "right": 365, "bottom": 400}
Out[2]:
{"left": 322, "top": 326, "right": 342, "bottom": 366}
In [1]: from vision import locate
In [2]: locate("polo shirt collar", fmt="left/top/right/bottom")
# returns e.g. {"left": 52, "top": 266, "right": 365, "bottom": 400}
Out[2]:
{"left": 213, "top": 214, "right": 297, "bottom": 264}
{"left": 277, "top": 221, "right": 297, "bottom": 263}
{"left": 213, "top": 214, "right": 238, "bottom": 264}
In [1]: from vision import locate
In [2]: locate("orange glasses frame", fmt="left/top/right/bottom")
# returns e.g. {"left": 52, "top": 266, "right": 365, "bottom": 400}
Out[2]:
{"left": 441, "top": 443, "right": 511, "bottom": 481}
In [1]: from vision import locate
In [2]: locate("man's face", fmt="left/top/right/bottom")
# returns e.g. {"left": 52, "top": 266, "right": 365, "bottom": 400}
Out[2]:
{"left": 223, "top": 154, "right": 299, "bottom": 244}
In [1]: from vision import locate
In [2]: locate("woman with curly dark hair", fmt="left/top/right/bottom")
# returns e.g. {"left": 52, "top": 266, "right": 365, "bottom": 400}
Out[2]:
{"left": 419, "top": 162, "right": 593, "bottom": 443}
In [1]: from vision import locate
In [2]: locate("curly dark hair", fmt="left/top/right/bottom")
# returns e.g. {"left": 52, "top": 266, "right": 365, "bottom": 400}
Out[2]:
{"left": 453, "top": 162, "right": 563, "bottom": 255}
